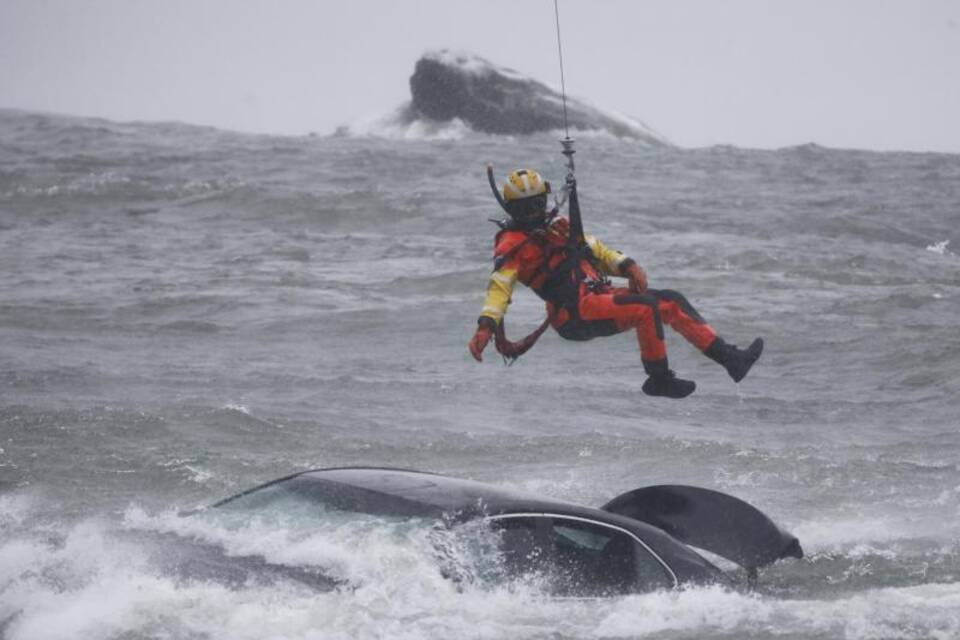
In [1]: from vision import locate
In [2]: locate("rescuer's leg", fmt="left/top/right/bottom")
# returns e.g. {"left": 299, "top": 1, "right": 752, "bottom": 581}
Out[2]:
{"left": 652, "top": 289, "right": 763, "bottom": 383}
{"left": 640, "top": 357, "right": 696, "bottom": 399}
{"left": 579, "top": 289, "right": 696, "bottom": 399}
{"left": 704, "top": 337, "right": 764, "bottom": 382}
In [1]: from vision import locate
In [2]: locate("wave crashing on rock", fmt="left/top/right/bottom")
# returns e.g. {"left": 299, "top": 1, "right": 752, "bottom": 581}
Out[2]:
{"left": 347, "top": 50, "right": 669, "bottom": 143}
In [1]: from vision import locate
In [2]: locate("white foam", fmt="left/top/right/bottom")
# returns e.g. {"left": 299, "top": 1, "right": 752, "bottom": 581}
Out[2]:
{"left": 222, "top": 403, "right": 251, "bottom": 415}
{"left": 926, "top": 239, "right": 952, "bottom": 255}
{"left": 6, "top": 509, "right": 960, "bottom": 640}
{"left": 122, "top": 504, "right": 450, "bottom": 586}
{"left": 343, "top": 106, "right": 472, "bottom": 141}
{"left": 792, "top": 515, "right": 923, "bottom": 553}
{"left": 594, "top": 583, "right": 960, "bottom": 639}
{"left": 160, "top": 459, "right": 216, "bottom": 484}
{"left": 0, "top": 492, "right": 34, "bottom": 530}
{"left": 422, "top": 49, "right": 527, "bottom": 82}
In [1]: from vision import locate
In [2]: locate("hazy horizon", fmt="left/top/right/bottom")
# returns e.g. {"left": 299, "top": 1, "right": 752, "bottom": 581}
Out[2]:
{"left": 2, "top": 0, "right": 959, "bottom": 153}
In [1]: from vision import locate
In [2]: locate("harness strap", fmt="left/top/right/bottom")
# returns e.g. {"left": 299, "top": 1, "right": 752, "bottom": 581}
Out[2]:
{"left": 490, "top": 223, "right": 605, "bottom": 364}
{"left": 493, "top": 242, "right": 582, "bottom": 364}
{"left": 494, "top": 314, "right": 553, "bottom": 365}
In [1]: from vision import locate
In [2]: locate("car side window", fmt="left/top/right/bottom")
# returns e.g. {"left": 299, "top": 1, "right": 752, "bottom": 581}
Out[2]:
{"left": 549, "top": 518, "right": 675, "bottom": 595}
{"left": 494, "top": 517, "right": 549, "bottom": 577}
{"left": 631, "top": 538, "right": 675, "bottom": 591}
{"left": 490, "top": 516, "right": 675, "bottom": 595}
{"left": 548, "top": 519, "right": 637, "bottom": 596}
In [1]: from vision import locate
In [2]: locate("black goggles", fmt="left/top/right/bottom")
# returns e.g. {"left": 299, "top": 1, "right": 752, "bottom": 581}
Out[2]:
{"left": 507, "top": 194, "right": 548, "bottom": 220}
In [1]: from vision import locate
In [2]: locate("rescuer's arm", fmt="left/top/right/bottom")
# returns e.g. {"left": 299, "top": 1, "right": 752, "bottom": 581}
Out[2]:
{"left": 586, "top": 234, "right": 647, "bottom": 293}
{"left": 469, "top": 264, "right": 519, "bottom": 361}
{"left": 479, "top": 266, "right": 518, "bottom": 326}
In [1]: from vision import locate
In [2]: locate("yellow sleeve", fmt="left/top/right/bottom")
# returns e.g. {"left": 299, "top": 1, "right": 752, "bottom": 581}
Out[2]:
{"left": 479, "top": 265, "right": 518, "bottom": 325}
{"left": 585, "top": 234, "right": 629, "bottom": 276}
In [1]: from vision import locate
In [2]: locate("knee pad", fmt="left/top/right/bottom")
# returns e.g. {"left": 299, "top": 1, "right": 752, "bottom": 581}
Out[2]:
{"left": 654, "top": 289, "right": 706, "bottom": 324}
{"left": 612, "top": 293, "right": 664, "bottom": 340}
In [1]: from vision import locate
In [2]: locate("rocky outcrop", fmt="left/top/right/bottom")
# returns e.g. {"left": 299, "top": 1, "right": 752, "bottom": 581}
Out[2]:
{"left": 407, "top": 50, "right": 667, "bottom": 143}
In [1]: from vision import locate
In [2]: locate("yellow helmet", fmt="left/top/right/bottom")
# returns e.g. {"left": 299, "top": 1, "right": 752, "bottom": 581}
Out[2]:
{"left": 502, "top": 169, "right": 549, "bottom": 202}
{"left": 501, "top": 169, "right": 551, "bottom": 228}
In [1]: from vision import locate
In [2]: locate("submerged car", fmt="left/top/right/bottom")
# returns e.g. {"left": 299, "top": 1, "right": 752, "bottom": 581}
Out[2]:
{"left": 199, "top": 467, "right": 803, "bottom": 596}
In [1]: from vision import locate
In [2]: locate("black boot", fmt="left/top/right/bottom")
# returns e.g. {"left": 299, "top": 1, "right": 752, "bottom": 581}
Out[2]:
{"left": 705, "top": 337, "right": 764, "bottom": 382}
{"left": 641, "top": 359, "right": 696, "bottom": 399}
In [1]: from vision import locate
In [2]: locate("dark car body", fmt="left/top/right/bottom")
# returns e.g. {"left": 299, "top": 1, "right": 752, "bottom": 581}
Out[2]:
{"left": 205, "top": 467, "right": 803, "bottom": 595}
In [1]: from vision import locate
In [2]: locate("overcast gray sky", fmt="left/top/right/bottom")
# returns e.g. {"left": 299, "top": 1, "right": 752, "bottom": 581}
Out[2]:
{"left": 2, "top": 0, "right": 958, "bottom": 152}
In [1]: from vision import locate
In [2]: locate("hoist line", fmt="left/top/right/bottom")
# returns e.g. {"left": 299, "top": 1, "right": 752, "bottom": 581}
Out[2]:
{"left": 553, "top": 0, "right": 570, "bottom": 139}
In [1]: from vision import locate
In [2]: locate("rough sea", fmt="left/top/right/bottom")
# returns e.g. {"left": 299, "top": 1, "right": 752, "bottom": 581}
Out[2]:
{"left": 1, "top": 108, "right": 959, "bottom": 639}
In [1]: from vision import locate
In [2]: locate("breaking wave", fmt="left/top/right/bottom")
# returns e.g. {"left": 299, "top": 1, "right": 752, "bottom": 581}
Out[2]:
{"left": 3, "top": 491, "right": 960, "bottom": 640}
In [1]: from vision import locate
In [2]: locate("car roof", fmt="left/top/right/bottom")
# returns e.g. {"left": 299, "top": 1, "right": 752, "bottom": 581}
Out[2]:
{"left": 301, "top": 468, "right": 725, "bottom": 581}
{"left": 281, "top": 467, "right": 682, "bottom": 534}
{"left": 299, "top": 467, "right": 577, "bottom": 515}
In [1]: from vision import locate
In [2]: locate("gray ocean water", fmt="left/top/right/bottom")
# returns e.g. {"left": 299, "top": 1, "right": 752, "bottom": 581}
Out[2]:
{"left": 1, "top": 108, "right": 959, "bottom": 639}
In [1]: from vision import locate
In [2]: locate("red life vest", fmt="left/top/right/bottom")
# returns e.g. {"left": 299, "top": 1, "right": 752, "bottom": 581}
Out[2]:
{"left": 493, "top": 217, "right": 605, "bottom": 309}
